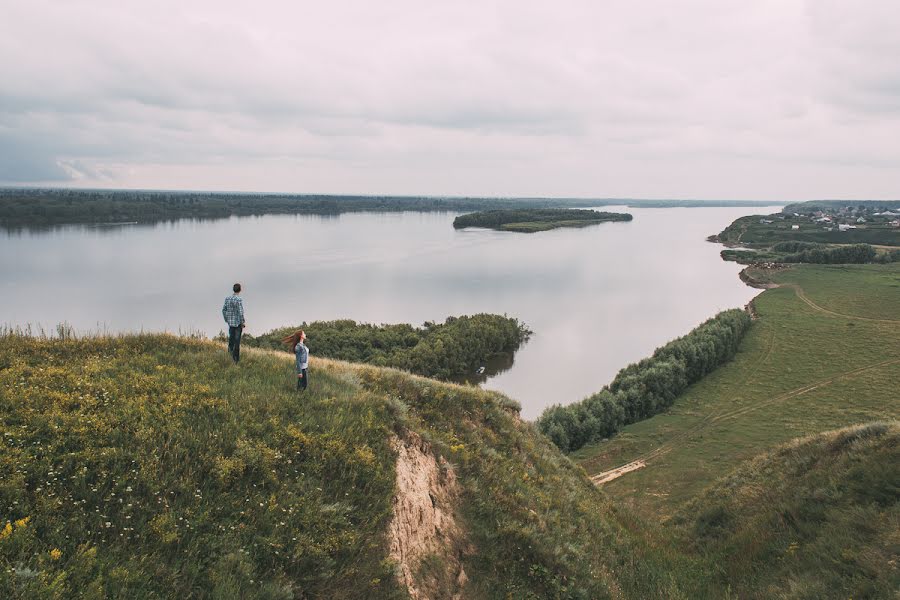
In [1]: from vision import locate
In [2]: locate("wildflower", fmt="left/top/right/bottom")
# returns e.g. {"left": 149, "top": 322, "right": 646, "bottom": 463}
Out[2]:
{"left": 49, "top": 548, "right": 62, "bottom": 561}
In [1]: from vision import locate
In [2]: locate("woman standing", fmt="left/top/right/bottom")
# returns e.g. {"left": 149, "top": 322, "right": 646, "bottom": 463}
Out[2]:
{"left": 282, "top": 329, "right": 309, "bottom": 391}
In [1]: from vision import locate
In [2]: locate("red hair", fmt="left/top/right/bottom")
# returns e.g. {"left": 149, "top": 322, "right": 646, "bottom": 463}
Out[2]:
{"left": 281, "top": 329, "right": 305, "bottom": 348}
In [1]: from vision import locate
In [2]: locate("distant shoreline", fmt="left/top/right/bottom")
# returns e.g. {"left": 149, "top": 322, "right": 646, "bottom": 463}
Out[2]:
{"left": 0, "top": 187, "right": 784, "bottom": 229}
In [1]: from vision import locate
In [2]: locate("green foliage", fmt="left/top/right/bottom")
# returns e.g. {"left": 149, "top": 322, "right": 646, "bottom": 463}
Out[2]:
{"left": 538, "top": 310, "right": 752, "bottom": 452}
{"left": 453, "top": 209, "right": 632, "bottom": 232}
{"left": 671, "top": 422, "right": 900, "bottom": 599}
{"left": 782, "top": 243, "right": 876, "bottom": 264}
{"left": 239, "top": 314, "right": 531, "bottom": 381}
{"left": 771, "top": 241, "right": 822, "bottom": 253}
{"left": 722, "top": 240, "right": 898, "bottom": 266}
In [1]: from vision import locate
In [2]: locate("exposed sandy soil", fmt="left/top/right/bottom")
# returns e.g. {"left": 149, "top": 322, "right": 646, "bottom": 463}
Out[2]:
{"left": 388, "top": 431, "right": 469, "bottom": 600}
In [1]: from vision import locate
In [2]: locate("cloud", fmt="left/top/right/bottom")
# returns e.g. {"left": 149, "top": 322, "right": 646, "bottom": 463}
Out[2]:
{"left": 0, "top": 0, "right": 899, "bottom": 197}
{"left": 0, "top": 134, "right": 70, "bottom": 182}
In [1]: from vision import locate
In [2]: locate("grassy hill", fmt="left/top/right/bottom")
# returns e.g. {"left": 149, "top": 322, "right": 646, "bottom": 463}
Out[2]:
{"left": 672, "top": 422, "right": 899, "bottom": 599}
{"left": 0, "top": 332, "right": 686, "bottom": 599}
{"left": 575, "top": 263, "right": 900, "bottom": 521}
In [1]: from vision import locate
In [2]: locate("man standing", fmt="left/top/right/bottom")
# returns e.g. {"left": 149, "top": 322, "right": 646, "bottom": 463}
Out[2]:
{"left": 222, "top": 283, "right": 245, "bottom": 363}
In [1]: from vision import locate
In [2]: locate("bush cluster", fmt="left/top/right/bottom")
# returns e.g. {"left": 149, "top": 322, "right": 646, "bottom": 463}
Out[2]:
{"left": 770, "top": 241, "right": 821, "bottom": 253}
{"left": 537, "top": 309, "right": 752, "bottom": 452}
{"left": 241, "top": 314, "right": 531, "bottom": 380}
{"left": 782, "top": 243, "right": 877, "bottom": 264}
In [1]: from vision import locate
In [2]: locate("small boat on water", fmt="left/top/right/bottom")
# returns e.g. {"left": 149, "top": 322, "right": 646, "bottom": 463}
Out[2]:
{"left": 476, "top": 366, "right": 486, "bottom": 375}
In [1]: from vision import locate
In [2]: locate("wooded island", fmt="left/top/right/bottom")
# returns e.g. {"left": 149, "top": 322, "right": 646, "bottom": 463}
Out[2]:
{"left": 453, "top": 208, "right": 632, "bottom": 232}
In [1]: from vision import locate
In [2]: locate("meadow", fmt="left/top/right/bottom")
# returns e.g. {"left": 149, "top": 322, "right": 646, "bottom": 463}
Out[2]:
{"left": 575, "top": 262, "right": 900, "bottom": 520}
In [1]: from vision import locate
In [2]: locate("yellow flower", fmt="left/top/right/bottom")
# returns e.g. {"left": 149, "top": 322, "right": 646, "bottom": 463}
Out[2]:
{"left": 50, "top": 548, "right": 62, "bottom": 561}
{"left": 14, "top": 516, "right": 30, "bottom": 529}
{"left": 0, "top": 522, "right": 12, "bottom": 541}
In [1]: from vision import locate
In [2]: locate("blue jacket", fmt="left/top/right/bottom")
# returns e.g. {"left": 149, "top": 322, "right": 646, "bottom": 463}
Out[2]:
{"left": 294, "top": 342, "right": 309, "bottom": 370}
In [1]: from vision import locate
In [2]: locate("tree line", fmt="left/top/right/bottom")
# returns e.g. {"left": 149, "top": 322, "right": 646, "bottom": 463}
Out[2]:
{"left": 0, "top": 189, "right": 600, "bottom": 228}
{"left": 236, "top": 314, "right": 531, "bottom": 381}
{"left": 537, "top": 309, "right": 752, "bottom": 453}
{"left": 781, "top": 243, "right": 877, "bottom": 264}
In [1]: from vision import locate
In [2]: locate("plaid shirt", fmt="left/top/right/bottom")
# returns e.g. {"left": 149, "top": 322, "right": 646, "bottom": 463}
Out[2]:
{"left": 222, "top": 294, "right": 245, "bottom": 327}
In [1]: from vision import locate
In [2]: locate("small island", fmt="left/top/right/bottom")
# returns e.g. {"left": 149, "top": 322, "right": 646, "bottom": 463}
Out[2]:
{"left": 453, "top": 208, "right": 633, "bottom": 233}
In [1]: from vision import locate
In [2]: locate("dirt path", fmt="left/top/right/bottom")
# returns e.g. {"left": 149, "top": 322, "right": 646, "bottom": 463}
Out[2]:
{"left": 591, "top": 356, "right": 900, "bottom": 485}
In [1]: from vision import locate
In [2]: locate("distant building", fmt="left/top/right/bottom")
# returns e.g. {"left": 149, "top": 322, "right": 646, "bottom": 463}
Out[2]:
{"left": 838, "top": 224, "right": 856, "bottom": 231}
{"left": 892, "top": 220, "right": 900, "bottom": 228}
{"left": 759, "top": 219, "right": 774, "bottom": 224}
{"left": 792, "top": 224, "right": 800, "bottom": 230}
{"left": 857, "top": 217, "right": 866, "bottom": 223}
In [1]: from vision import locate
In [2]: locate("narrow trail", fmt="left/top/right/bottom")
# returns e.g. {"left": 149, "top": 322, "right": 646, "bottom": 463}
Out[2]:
{"left": 591, "top": 356, "right": 900, "bottom": 485}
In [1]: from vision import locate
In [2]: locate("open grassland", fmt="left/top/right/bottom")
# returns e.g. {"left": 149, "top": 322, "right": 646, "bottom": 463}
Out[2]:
{"left": 672, "top": 422, "right": 900, "bottom": 599}
{"left": 575, "top": 263, "right": 900, "bottom": 521}
{"left": 0, "top": 334, "right": 685, "bottom": 599}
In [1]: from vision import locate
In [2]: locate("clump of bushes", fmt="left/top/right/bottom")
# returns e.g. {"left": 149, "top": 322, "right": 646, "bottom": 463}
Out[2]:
{"left": 538, "top": 309, "right": 752, "bottom": 452}
{"left": 240, "top": 314, "right": 531, "bottom": 381}
{"left": 771, "top": 241, "right": 822, "bottom": 253}
{"left": 782, "top": 243, "right": 876, "bottom": 264}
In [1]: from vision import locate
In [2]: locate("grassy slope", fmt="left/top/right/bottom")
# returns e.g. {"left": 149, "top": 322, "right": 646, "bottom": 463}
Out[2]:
{"left": 0, "top": 335, "right": 684, "bottom": 599}
{"left": 575, "top": 263, "right": 900, "bottom": 520}
{"left": 672, "top": 422, "right": 899, "bottom": 599}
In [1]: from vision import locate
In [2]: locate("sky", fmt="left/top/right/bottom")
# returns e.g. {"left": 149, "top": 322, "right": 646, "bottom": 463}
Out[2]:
{"left": 1, "top": 0, "right": 899, "bottom": 199}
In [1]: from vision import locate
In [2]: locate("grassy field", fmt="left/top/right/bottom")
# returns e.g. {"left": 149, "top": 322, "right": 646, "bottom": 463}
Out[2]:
{"left": 0, "top": 333, "right": 687, "bottom": 599}
{"left": 575, "top": 263, "right": 900, "bottom": 521}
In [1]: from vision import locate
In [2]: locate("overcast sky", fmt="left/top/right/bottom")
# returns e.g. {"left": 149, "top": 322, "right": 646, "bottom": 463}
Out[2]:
{"left": 1, "top": 0, "right": 899, "bottom": 199}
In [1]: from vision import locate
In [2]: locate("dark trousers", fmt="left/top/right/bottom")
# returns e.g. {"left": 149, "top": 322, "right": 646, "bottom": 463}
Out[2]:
{"left": 228, "top": 326, "right": 243, "bottom": 363}
{"left": 297, "top": 368, "right": 308, "bottom": 390}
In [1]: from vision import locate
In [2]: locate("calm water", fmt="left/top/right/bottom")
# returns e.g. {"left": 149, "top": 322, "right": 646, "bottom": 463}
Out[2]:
{"left": 1, "top": 206, "right": 779, "bottom": 418}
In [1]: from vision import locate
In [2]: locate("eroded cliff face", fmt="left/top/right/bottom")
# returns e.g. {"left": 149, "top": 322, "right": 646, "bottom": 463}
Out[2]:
{"left": 388, "top": 431, "right": 469, "bottom": 600}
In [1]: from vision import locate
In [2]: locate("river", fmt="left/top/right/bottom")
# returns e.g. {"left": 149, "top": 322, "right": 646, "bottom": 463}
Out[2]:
{"left": 1, "top": 205, "right": 780, "bottom": 418}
